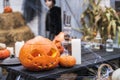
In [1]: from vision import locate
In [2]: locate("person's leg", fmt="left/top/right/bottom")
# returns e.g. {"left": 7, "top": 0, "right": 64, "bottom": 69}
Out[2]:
{"left": 49, "top": 33, "right": 55, "bottom": 40}
{"left": 46, "top": 31, "right": 50, "bottom": 38}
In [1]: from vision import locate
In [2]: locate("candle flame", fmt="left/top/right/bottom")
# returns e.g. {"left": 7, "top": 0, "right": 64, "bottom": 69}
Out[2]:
{"left": 38, "top": 54, "right": 41, "bottom": 56}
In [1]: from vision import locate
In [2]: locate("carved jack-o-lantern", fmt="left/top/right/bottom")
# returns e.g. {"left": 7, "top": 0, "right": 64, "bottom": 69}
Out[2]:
{"left": 19, "top": 36, "right": 60, "bottom": 71}
{"left": 53, "top": 32, "right": 64, "bottom": 54}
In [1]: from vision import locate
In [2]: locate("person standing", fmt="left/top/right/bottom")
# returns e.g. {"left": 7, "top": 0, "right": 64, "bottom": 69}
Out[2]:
{"left": 45, "top": 0, "right": 62, "bottom": 40}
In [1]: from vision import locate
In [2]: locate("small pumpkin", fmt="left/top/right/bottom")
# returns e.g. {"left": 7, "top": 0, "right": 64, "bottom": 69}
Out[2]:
{"left": 0, "top": 49, "right": 10, "bottom": 59}
{"left": 0, "top": 43, "right": 6, "bottom": 50}
{"left": 19, "top": 36, "right": 60, "bottom": 71}
{"left": 4, "top": 6, "right": 12, "bottom": 13}
{"left": 53, "top": 32, "right": 64, "bottom": 54}
{"left": 59, "top": 55, "right": 76, "bottom": 67}
{"left": 0, "top": 43, "right": 10, "bottom": 59}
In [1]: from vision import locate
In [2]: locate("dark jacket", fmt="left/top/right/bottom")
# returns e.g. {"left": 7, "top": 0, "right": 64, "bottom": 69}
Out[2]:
{"left": 45, "top": 6, "right": 62, "bottom": 35}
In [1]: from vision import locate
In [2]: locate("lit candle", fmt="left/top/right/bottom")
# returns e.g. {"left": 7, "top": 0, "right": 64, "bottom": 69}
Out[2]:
{"left": 15, "top": 41, "right": 24, "bottom": 57}
{"left": 71, "top": 39, "right": 81, "bottom": 64}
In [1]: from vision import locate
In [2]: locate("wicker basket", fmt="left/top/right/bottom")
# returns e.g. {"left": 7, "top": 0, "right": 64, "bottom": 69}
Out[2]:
{"left": 97, "top": 64, "right": 113, "bottom": 80}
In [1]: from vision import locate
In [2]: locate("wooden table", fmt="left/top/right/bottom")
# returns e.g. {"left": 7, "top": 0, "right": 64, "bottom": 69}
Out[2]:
{"left": 2, "top": 48, "right": 120, "bottom": 80}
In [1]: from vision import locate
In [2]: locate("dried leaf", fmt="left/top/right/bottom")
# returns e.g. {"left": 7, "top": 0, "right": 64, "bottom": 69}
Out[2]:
{"left": 106, "top": 13, "right": 111, "bottom": 22}
{"left": 80, "top": 0, "right": 120, "bottom": 43}
{"left": 107, "top": 21, "right": 112, "bottom": 35}
{"left": 111, "top": 20, "right": 116, "bottom": 36}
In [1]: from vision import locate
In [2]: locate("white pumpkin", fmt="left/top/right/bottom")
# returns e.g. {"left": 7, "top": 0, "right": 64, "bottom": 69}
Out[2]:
{"left": 0, "top": 43, "right": 6, "bottom": 49}
{"left": 112, "top": 68, "right": 120, "bottom": 80}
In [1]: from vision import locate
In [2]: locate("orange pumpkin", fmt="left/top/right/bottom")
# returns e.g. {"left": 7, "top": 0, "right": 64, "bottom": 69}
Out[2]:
{"left": 53, "top": 32, "right": 65, "bottom": 42}
{"left": 4, "top": 6, "right": 12, "bottom": 13}
{"left": 59, "top": 55, "right": 76, "bottom": 67}
{"left": 53, "top": 32, "right": 64, "bottom": 53}
{"left": 19, "top": 36, "right": 60, "bottom": 71}
{"left": 0, "top": 49, "right": 10, "bottom": 59}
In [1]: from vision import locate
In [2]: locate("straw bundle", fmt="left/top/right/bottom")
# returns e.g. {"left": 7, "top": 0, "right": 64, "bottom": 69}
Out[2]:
{"left": 7, "top": 26, "right": 34, "bottom": 43}
{"left": 0, "top": 12, "right": 35, "bottom": 46}
{"left": 7, "top": 26, "right": 34, "bottom": 41}
{"left": 0, "top": 12, "right": 26, "bottom": 30}
{"left": 0, "top": 30, "right": 9, "bottom": 43}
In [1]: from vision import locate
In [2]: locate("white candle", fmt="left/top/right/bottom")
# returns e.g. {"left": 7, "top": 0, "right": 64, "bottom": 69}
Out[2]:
{"left": 7, "top": 47, "right": 14, "bottom": 55}
{"left": 71, "top": 39, "right": 81, "bottom": 64}
{"left": 15, "top": 41, "right": 24, "bottom": 57}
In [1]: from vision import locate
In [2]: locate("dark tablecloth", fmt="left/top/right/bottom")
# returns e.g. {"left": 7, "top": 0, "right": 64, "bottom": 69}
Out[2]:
{"left": 2, "top": 48, "right": 120, "bottom": 80}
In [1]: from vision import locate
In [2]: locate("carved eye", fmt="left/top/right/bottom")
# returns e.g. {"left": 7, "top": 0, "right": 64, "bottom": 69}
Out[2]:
{"left": 31, "top": 49, "right": 42, "bottom": 57}
{"left": 47, "top": 48, "right": 57, "bottom": 57}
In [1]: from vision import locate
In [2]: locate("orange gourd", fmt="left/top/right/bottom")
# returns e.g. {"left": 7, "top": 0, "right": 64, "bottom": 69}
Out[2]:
{"left": 19, "top": 36, "right": 60, "bottom": 71}
{"left": 59, "top": 55, "right": 76, "bottom": 67}
{"left": 0, "top": 49, "right": 10, "bottom": 59}
{"left": 53, "top": 32, "right": 64, "bottom": 54}
{"left": 4, "top": 6, "right": 12, "bottom": 13}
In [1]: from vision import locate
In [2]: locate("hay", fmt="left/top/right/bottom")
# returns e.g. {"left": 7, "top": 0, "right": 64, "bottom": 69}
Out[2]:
{"left": 6, "top": 26, "right": 34, "bottom": 46}
{"left": 0, "top": 12, "right": 26, "bottom": 30}
{"left": 0, "top": 30, "right": 9, "bottom": 43}
{"left": 0, "top": 26, "right": 34, "bottom": 46}
{"left": 0, "top": 30, "right": 8, "bottom": 36}
{"left": 7, "top": 26, "right": 34, "bottom": 41}
{"left": 0, "top": 12, "right": 35, "bottom": 46}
